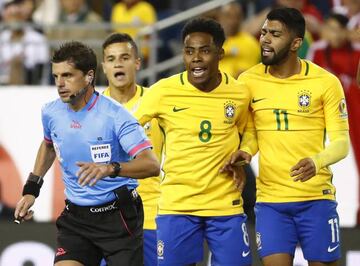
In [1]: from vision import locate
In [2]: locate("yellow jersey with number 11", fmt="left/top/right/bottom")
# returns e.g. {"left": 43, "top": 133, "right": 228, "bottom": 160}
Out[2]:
{"left": 238, "top": 60, "right": 349, "bottom": 203}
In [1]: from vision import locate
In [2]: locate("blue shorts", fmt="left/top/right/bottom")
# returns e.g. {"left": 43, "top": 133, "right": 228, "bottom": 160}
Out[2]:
{"left": 144, "top": 229, "right": 157, "bottom": 266}
{"left": 156, "top": 214, "right": 251, "bottom": 266}
{"left": 255, "top": 200, "right": 341, "bottom": 262}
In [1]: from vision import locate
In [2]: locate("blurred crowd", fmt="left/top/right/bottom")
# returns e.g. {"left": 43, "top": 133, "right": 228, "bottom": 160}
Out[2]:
{"left": 0, "top": 0, "right": 358, "bottom": 87}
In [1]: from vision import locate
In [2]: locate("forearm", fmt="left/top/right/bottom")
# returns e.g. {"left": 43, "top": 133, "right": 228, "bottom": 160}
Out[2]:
{"left": 239, "top": 128, "right": 258, "bottom": 156}
{"left": 310, "top": 130, "right": 350, "bottom": 173}
{"left": 32, "top": 140, "right": 56, "bottom": 177}
{"left": 115, "top": 149, "right": 160, "bottom": 179}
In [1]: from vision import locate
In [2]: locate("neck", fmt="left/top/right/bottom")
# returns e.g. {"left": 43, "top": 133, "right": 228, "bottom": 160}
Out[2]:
{"left": 269, "top": 55, "right": 301, "bottom": 79}
{"left": 109, "top": 83, "right": 137, "bottom": 104}
{"left": 193, "top": 72, "right": 222, "bottom": 92}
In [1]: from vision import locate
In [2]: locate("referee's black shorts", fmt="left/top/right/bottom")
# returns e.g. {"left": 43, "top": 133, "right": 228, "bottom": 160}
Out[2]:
{"left": 54, "top": 187, "right": 144, "bottom": 266}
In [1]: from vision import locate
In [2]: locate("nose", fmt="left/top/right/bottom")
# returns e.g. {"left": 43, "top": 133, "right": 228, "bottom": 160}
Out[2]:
{"left": 56, "top": 76, "right": 65, "bottom": 87}
{"left": 192, "top": 50, "right": 202, "bottom": 62}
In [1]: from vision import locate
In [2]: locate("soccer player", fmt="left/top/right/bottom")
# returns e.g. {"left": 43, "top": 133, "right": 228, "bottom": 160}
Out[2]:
{"left": 101, "top": 32, "right": 162, "bottom": 266}
{"left": 223, "top": 7, "right": 350, "bottom": 266}
{"left": 135, "top": 18, "right": 252, "bottom": 266}
{"left": 14, "top": 41, "right": 160, "bottom": 266}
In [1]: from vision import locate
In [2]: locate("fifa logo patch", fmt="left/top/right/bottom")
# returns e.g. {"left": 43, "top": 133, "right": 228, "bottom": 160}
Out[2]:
{"left": 256, "top": 232, "right": 262, "bottom": 250}
{"left": 224, "top": 100, "right": 236, "bottom": 124}
{"left": 90, "top": 144, "right": 111, "bottom": 163}
{"left": 297, "top": 90, "right": 311, "bottom": 113}
{"left": 157, "top": 240, "right": 164, "bottom": 259}
{"left": 338, "top": 98, "right": 348, "bottom": 119}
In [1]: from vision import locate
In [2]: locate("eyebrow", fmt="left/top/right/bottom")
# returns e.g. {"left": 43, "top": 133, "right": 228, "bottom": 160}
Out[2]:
{"left": 184, "top": 45, "right": 212, "bottom": 49}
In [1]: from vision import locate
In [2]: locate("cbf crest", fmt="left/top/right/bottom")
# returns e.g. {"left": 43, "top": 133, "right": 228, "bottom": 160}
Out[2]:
{"left": 297, "top": 90, "right": 311, "bottom": 113}
{"left": 224, "top": 100, "right": 236, "bottom": 124}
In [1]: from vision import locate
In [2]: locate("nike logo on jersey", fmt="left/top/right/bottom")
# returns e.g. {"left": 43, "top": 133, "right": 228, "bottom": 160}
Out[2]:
{"left": 252, "top": 98, "right": 266, "bottom": 103}
{"left": 327, "top": 244, "right": 339, "bottom": 252}
{"left": 242, "top": 250, "right": 250, "bottom": 257}
{"left": 173, "top": 107, "right": 190, "bottom": 112}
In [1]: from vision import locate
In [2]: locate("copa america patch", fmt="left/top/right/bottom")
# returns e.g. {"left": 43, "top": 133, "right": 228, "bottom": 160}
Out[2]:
{"left": 338, "top": 98, "right": 348, "bottom": 118}
{"left": 157, "top": 240, "right": 164, "bottom": 259}
{"left": 297, "top": 90, "right": 311, "bottom": 113}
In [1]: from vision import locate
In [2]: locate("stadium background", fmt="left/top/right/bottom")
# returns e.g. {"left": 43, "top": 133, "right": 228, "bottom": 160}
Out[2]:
{"left": 0, "top": 0, "right": 360, "bottom": 264}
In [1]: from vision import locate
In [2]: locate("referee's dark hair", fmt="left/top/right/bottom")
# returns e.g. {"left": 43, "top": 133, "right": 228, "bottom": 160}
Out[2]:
{"left": 52, "top": 41, "right": 97, "bottom": 85}
{"left": 102, "top": 32, "right": 139, "bottom": 58}
{"left": 182, "top": 17, "right": 226, "bottom": 48}
{"left": 267, "top": 7, "right": 305, "bottom": 40}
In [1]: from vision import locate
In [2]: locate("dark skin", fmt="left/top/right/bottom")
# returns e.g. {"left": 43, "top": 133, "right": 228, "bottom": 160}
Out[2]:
{"left": 183, "top": 32, "right": 224, "bottom": 92}
{"left": 221, "top": 19, "right": 339, "bottom": 266}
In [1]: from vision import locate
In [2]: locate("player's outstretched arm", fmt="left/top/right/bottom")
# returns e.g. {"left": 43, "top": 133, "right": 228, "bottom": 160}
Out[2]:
{"left": 290, "top": 130, "right": 349, "bottom": 182}
{"left": 77, "top": 148, "right": 160, "bottom": 187}
{"left": 14, "top": 140, "right": 56, "bottom": 223}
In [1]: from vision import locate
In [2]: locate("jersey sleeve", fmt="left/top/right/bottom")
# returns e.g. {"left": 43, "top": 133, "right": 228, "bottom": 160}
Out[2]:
{"left": 134, "top": 82, "right": 162, "bottom": 126}
{"left": 115, "top": 109, "right": 152, "bottom": 158}
{"left": 240, "top": 113, "right": 258, "bottom": 156}
{"left": 323, "top": 75, "right": 349, "bottom": 131}
{"left": 41, "top": 104, "right": 52, "bottom": 144}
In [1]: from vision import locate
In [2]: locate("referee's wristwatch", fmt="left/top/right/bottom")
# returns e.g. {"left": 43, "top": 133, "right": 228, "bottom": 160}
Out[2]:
{"left": 109, "top": 162, "right": 121, "bottom": 178}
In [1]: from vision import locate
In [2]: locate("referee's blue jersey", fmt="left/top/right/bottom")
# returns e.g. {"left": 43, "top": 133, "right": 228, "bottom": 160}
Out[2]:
{"left": 41, "top": 91, "right": 152, "bottom": 206}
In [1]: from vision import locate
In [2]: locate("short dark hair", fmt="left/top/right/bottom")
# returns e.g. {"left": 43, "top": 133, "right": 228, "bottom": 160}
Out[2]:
{"left": 181, "top": 17, "right": 226, "bottom": 48}
{"left": 102, "top": 33, "right": 139, "bottom": 57}
{"left": 52, "top": 41, "right": 97, "bottom": 76}
{"left": 327, "top": 12, "right": 349, "bottom": 28}
{"left": 267, "top": 8, "right": 305, "bottom": 39}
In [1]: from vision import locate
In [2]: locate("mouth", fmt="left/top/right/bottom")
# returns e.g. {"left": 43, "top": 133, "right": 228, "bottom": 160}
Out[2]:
{"left": 191, "top": 67, "right": 207, "bottom": 78}
{"left": 58, "top": 90, "right": 70, "bottom": 97}
{"left": 261, "top": 47, "right": 274, "bottom": 57}
{"left": 114, "top": 71, "right": 126, "bottom": 81}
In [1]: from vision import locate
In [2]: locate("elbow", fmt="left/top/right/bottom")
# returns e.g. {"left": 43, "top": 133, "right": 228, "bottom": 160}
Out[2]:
{"left": 149, "top": 160, "right": 160, "bottom": 177}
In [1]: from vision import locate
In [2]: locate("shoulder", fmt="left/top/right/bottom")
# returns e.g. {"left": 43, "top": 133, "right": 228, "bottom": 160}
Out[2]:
{"left": 136, "top": 1, "right": 156, "bottom": 11}
{"left": 304, "top": 60, "right": 341, "bottom": 86}
{"left": 150, "top": 73, "right": 184, "bottom": 90}
{"left": 238, "top": 63, "right": 265, "bottom": 80}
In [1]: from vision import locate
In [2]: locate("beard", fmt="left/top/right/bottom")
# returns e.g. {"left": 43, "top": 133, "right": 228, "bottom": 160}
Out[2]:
{"left": 261, "top": 41, "right": 292, "bottom": 66}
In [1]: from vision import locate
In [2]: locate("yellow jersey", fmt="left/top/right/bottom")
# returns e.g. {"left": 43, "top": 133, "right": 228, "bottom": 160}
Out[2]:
{"left": 238, "top": 60, "right": 349, "bottom": 203}
{"left": 103, "top": 85, "right": 162, "bottom": 229}
{"left": 220, "top": 31, "right": 260, "bottom": 78}
{"left": 111, "top": 2, "right": 156, "bottom": 38}
{"left": 135, "top": 72, "right": 251, "bottom": 216}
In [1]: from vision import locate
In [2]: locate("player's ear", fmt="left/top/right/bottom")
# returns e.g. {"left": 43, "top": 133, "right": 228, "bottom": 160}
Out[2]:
{"left": 135, "top": 57, "right": 141, "bottom": 71}
{"left": 218, "top": 48, "right": 225, "bottom": 60}
{"left": 291, "top": 37, "right": 303, "bottom": 52}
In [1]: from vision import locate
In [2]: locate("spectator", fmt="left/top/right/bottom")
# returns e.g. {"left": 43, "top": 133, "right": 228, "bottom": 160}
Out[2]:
{"left": 0, "top": 0, "right": 49, "bottom": 85}
{"left": 111, "top": 0, "right": 157, "bottom": 62}
{"left": 218, "top": 2, "right": 260, "bottom": 78}
{"left": 307, "top": 13, "right": 360, "bottom": 91}
{"left": 47, "top": 0, "right": 107, "bottom": 84}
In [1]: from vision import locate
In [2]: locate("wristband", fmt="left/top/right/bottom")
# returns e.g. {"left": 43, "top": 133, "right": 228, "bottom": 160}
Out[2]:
{"left": 22, "top": 173, "right": 43, "bottom": 198}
